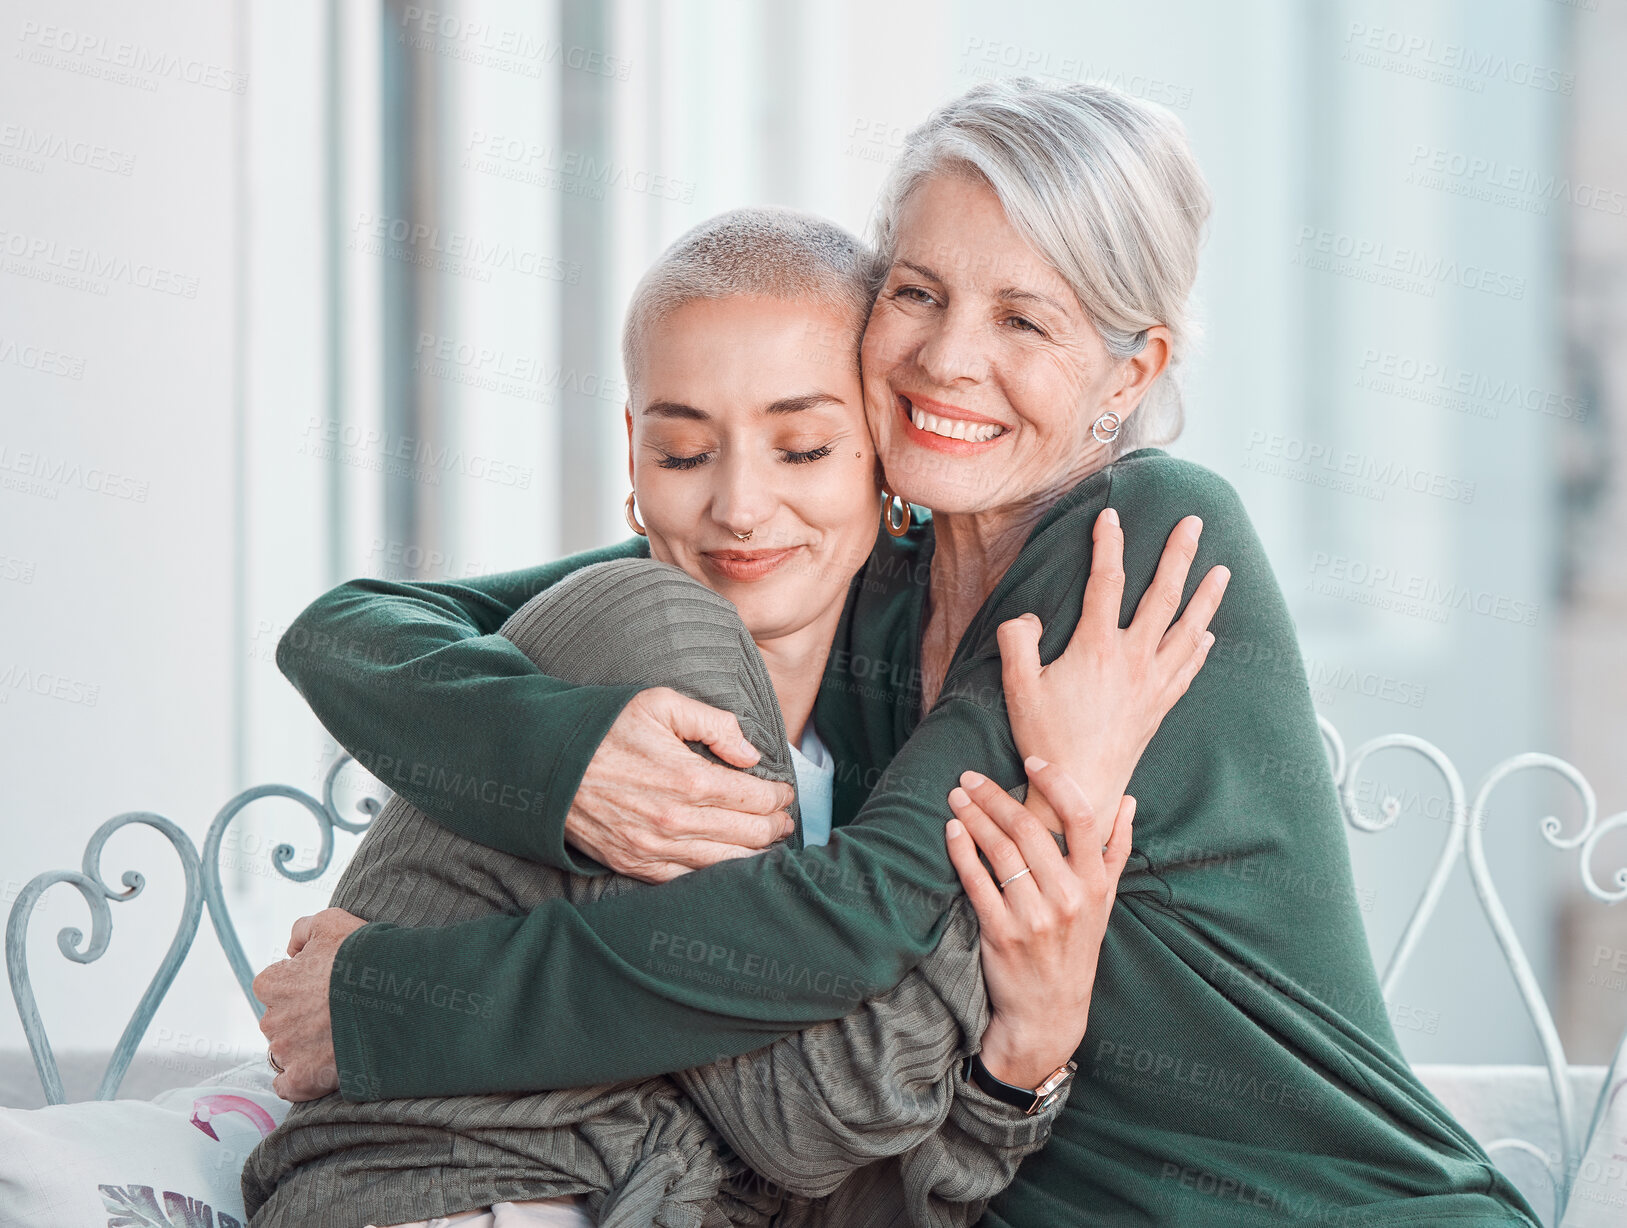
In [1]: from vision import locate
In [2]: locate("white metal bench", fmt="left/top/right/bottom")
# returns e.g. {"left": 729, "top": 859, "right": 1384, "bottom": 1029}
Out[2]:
{"left": 6, "top": 720, "right": 1625, "bottom": 1225}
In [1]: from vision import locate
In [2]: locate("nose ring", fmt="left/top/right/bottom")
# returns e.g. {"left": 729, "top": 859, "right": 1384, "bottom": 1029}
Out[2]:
{"left": 734, "top": 530, "right": 754, "bottom": 542}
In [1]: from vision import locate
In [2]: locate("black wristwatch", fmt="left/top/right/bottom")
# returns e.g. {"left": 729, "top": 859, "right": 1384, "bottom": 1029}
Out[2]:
{"left": 962, "top": 1053, "right": 1078, "bottom": 1116}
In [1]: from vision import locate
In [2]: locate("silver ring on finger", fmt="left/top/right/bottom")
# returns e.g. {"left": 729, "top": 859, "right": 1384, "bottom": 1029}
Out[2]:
{"left": 998, "top": 866, "right": 1033, "bottom": 891}
{"left": 268, "top": 1047, "right": 285, "bottom": 1075}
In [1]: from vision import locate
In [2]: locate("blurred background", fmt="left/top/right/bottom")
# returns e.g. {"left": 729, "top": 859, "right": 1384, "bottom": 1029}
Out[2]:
{"left": 2, "top": 0, "right": 1624, "bottom": 1099}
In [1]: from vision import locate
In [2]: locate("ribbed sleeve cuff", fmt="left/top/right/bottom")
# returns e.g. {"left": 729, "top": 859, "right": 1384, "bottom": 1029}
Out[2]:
{"left": 951, "top": 1059, "right": 1072, "bottom": 1151}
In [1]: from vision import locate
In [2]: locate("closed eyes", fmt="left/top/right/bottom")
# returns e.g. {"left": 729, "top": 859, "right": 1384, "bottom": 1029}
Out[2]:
{"left": 655, "top": 443, "right": 836, "bottom": 470}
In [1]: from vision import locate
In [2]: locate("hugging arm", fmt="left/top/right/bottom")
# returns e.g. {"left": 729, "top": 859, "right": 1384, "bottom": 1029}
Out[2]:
{"left": 676, "top": 901, "right": 1059, "bottom": 1216}
{"left": 316, "top": 466, "right": 1228, "bottom": 1101}
{"left": 271, "top": 553, "right": 1087, "bottom": 1228}
{"left": 278, "top": 538, "right": 793, "bottom": 879}
{"left": 683, "top": 762, "right": 1126, "bottom": 1225}
{"left": 803, "top": 1074, "right": 1068, "bottom": 1228}
{"left": 276, "top": 542, "right": 642, "bottom": 872}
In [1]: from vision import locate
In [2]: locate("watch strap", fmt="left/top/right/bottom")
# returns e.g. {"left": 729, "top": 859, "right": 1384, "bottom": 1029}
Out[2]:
{"left": 962, "top": 1052, "right": 1077, "bottom": 1116}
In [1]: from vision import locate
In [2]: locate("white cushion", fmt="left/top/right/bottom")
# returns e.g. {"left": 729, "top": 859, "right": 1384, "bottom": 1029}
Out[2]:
{"left": 1416, "top": 1064, "right": 1607, "bottom": 1159}
{"left": 1415, "top": 1062, "right": 1627, "bottom": 1225}
{"left": 0, "top": 1058, "right": 288, "bottom": 1228}
{"left": 1559, "top": 1040, "right": 1627, "bottom": 1227}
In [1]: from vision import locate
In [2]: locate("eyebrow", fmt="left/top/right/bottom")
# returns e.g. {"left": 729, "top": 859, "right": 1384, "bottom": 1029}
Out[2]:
{"left": 896, "top": 258, "right": 1071, "bottom": 317}
{"left": 897, "top": 258, "right": 943, "bottom": 283}
{"left": 641, "top": 391, "right": 844, "bottom": 420}
{"left": 999, "top": 287, "right": 1070, "bottom": 315}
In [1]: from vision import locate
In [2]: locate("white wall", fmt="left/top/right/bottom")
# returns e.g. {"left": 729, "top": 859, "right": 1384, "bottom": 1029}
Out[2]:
{"left": 1, "top": 1, "right": 253, "bottom": 1063}
{"left": 1, "top": 0, "right": 1604, "bottom": 1086}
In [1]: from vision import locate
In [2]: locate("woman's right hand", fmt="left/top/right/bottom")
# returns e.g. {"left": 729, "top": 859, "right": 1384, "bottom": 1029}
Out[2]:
{"left": 997, "top": 507, "right": 1229, "bottom": 836}
{"left": 565, "top": 687, "right": 797, "bottom": 882}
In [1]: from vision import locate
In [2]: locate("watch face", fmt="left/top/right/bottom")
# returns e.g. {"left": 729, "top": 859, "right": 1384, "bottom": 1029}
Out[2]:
{"left": 1034, "top": 1061, "right": 1077, "bottom": 1096}
{"left": 1029, "top": 1060, "right": 1077, "bottom": 1114}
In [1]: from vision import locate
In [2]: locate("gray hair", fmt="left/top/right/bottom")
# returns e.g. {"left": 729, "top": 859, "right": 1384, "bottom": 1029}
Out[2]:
{"left": 622, "top": 206, "right": 878, "bottom": 396}
{"left": 871, "top": 77, "right": 1212, "bottom": 455}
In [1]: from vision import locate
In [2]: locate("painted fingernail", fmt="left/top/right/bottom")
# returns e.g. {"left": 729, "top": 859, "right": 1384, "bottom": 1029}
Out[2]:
{"left": 1104, "top": 507, "right": 1119, "bottom": 527}
{"left": 948, "top": 787, "right": 971, "bottom": 808}
{"left": 1024, "top": 755, "right": 1049, "bottom": 772}
{"left": 960, "top": 770, "right": 986, "bottom": 788}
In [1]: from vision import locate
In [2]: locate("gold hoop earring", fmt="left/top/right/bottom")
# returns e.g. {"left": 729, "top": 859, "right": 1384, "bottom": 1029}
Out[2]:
{"left": 880, "top": 486, "right": 910, "bottom": 538}
{"left": 624, "top": 491, "right": 647, "bottom": 537}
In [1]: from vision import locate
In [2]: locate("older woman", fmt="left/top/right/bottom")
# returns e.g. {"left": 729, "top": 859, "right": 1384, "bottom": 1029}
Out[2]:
{"left": 260, "top": 80, "right": 1538, "bottom": 1225}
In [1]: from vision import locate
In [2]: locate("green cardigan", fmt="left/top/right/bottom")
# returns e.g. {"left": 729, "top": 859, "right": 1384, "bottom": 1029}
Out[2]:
{"left": 280, "top": 449, "right": 1536, "bottom": 1225}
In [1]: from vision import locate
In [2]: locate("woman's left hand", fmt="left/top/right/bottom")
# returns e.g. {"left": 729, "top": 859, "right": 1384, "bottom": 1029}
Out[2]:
{"left": 997, "top": 509, "right": 1227, "bottom": 834}
{"left": 946, "top": 760, "right": 1133, "bottom": 1089}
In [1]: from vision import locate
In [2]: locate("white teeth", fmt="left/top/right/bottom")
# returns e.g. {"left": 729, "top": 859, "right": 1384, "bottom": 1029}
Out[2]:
{"left": 910, "top": 405, "right": 1005, "bottom": 443}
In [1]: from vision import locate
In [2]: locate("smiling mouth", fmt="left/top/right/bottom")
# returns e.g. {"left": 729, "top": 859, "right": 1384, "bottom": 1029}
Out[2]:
{"left": 896, "top": 394, "right": 1009, "bottom": 444}
{"left": 702, "top": 546, "right": 802, "bottom": 581}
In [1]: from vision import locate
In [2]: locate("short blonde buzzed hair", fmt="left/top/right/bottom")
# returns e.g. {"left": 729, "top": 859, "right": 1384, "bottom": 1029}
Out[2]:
{"left": 621, "top": 207, "right": 878, "bottom": 397}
